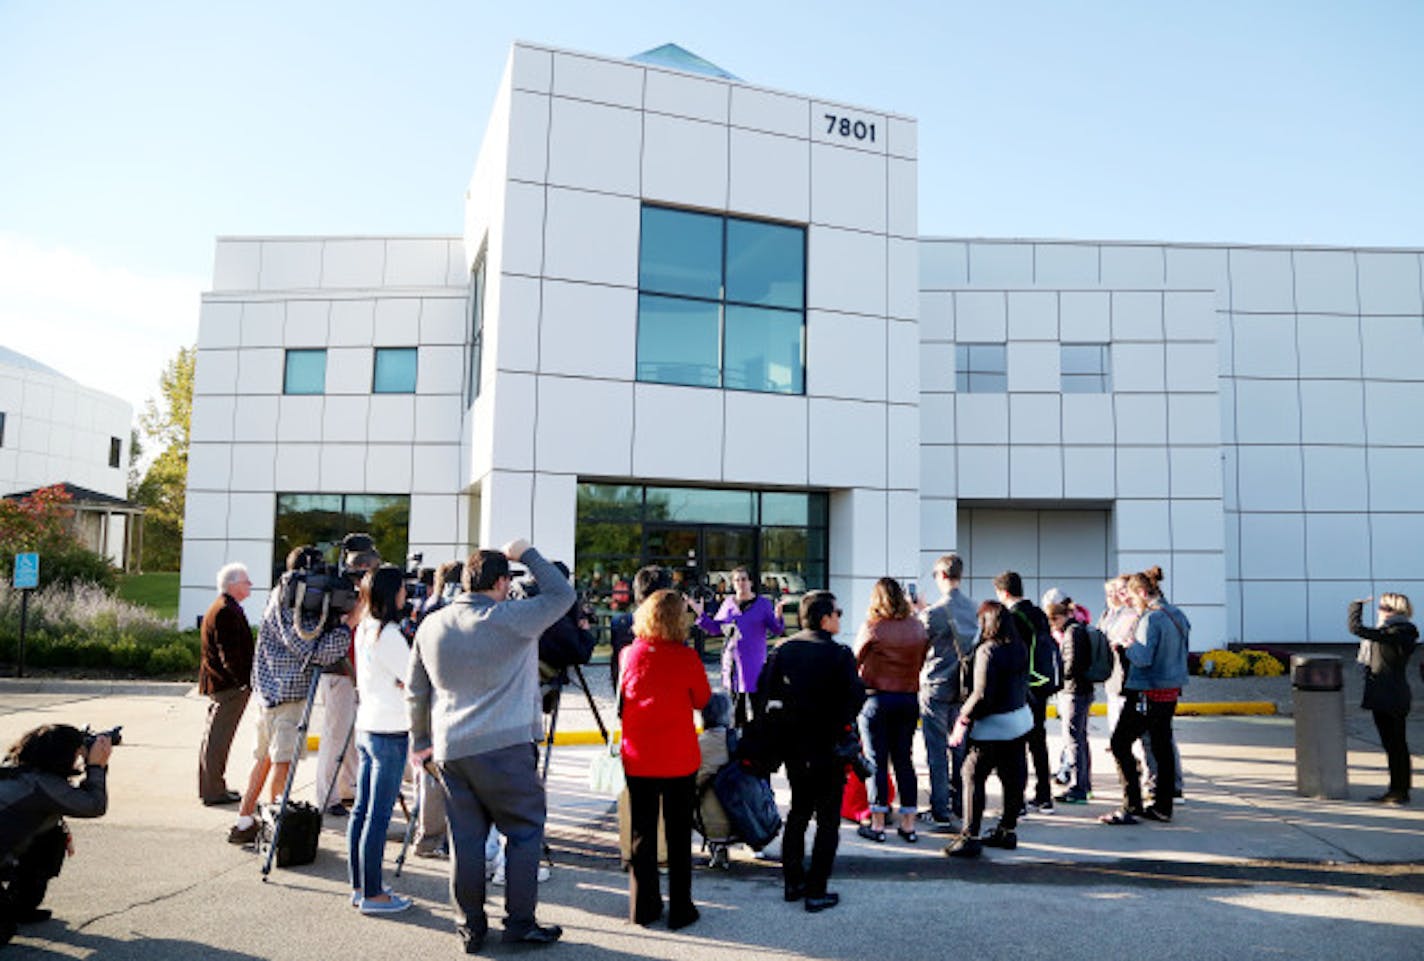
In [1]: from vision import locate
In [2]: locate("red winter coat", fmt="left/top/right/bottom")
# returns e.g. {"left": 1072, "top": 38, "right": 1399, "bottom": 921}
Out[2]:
{"left": 619, "top": 637, "right": 712, "bottom": 778}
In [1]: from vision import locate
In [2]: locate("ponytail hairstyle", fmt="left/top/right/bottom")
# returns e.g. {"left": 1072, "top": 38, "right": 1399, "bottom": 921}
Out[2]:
{"left": 1127, "top": 566, "right": 1165, "bottom": 603}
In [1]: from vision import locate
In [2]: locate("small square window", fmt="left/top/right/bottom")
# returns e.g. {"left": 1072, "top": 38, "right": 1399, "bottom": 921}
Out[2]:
{"left": 1060, "top": 343, "right": 1111, "bottom": 393}
{"left": 373, "top": 347, "right": 418, "bottom": 394}
{"left": 956, "top": 343, "right": 1007, "bottom": 393}
{"left": 284, "top": 349, "right": 327, "bottom": 395}
{"left": 109, "top": 436, "right": 121, "bottom": 468}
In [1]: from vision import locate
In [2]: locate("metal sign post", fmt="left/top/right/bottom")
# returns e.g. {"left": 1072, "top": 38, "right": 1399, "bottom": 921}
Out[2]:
{"left": 13, "top": 553, "right": 39, "bottom": 678}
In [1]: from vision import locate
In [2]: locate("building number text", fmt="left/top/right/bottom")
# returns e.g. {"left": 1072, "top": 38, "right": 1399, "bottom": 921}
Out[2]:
{"left": 824, "top": 114, "right": 875, "bottom": 143}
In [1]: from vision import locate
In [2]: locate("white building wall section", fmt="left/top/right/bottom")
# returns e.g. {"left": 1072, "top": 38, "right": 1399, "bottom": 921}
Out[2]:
{"left": 180, "top": 235, "right": 469, "bottom": 627}
{"left": 0, "top": 356, "right": 132, "bottom": 504}
{"left": 921, "top": 236, "right": 1424, "bottom": 647}
{"left": 918, "top": 238, "right": 1228, "bottom": 649}
{"left": 471, "top": 42, "right": 919, "bottom": 632}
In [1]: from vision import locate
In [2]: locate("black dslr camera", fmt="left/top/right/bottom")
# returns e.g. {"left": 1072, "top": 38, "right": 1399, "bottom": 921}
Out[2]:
{"left": 82, "top": 725, "right": 123, "bottom": 749}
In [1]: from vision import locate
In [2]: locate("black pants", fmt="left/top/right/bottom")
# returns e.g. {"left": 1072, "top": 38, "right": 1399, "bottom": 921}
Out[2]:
{"left": 1024, "top": 691, "right": 1052, "bottom": 803}
{"left": 1110, "top": 692, "right": 1178, "bottom": 816}
{"left": 962, "top": 737, "right": 1026, "bottom": 837}
{"left": 626, "top": 774, "right": 695, "bottom": 924}
{"left": 1373, "top": 710, "right": 1412, "bottom": 797}
{"left": 1, "top": 825, "right": 66, "bottom": 933}
{"left": 440, "top": 743, "right": 547, "bottom": 944}
{"left": 782, "top": 758, "right": 844, "bottom": 897}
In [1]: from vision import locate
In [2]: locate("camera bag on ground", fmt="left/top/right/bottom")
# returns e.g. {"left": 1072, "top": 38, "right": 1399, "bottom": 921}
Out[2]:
{"left": 1082, "top": 623, "right": 1115, "bottom": 683}
{"left": 260, "top": 801, "right": 321, "bottom": 867}
{"left": 712, "top": 760, "right": 782, "bottom": 851}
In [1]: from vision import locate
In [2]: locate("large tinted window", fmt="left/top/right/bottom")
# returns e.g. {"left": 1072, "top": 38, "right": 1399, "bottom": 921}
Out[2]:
{"left": 636, "top": 205, "right": 805, "bottom": 395}
{"left": 273, "top": 493, "right": 410, "bottom": 583}
{"left": 574, "top": 482, "right": 828, "bottom": 609}
{"left": 725, "top": 219, "right": 804, "bottom": 309}
{"left": 635, "top": 295, "right": 720, "bottom": 388}
{"left": 639, "top": 207, "right": 723, "bottom": 300}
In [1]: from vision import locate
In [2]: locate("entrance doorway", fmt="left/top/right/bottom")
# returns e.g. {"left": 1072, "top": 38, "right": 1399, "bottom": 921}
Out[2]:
{"left": 575, "top": 482, "right": 826, "bottom": 616}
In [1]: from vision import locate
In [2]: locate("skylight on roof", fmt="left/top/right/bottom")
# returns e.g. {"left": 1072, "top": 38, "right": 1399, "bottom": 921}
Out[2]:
{"left": 630, "top": 43, "right": 739, "bottom": 81}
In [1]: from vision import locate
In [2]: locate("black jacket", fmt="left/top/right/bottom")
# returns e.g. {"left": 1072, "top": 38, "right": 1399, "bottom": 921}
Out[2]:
{"left": 1349, "top": 601, "right": 1418, "bottom": 715}
{"left": 1061, "top": 621, "right": 1094, "bottom": 696}
{"left": 960, "top": 635, "right": 1029, "bottom": 723}
{"left": 758, "top": 629, "right": 866, "bottom": 761}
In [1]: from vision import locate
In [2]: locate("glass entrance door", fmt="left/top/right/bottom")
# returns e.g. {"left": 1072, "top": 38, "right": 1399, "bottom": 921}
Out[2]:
{"left": 645, "top": 523, "right": 757, "bottom": 603}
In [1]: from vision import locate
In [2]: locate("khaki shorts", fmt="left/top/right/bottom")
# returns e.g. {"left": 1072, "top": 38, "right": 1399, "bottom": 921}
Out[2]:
{"left": 254, "top": 700, "right": 306, "bottom": 764}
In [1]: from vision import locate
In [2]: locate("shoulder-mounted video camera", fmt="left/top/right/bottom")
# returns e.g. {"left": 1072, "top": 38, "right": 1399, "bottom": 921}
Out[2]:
{"left": 278, "top": 536, "right": 367, "bottom": 637}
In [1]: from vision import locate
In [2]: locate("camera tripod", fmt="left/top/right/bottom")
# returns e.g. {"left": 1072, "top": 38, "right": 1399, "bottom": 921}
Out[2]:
{"left": 260, "top": 661, "right": 352, "bottom": 879}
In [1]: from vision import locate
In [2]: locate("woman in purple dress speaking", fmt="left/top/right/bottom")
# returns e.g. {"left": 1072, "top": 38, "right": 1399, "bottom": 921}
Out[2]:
{"left": 689, "top": 567, "right": 784, "bottom": 727}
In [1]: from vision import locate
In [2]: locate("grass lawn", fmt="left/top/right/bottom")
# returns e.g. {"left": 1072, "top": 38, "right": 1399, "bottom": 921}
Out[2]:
{"left": 117, "top": 571, "right": 181, "bottom": 622}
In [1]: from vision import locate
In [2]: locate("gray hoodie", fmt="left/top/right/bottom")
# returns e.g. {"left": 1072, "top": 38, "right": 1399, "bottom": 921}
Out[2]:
{"left": 406, "top": 548, "right": 574, "bottom": 761}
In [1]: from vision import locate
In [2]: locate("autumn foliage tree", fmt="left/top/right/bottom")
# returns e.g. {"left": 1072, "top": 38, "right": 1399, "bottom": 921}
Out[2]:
{"left": 0, "top": 484, "right": 117, "bottom": 590}
{"left": 133, "top": 347, "right": 194, "bottom": 571}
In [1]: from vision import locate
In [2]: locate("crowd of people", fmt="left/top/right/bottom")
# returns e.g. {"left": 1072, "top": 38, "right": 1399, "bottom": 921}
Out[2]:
{"left": 10, "top": 538, "right": 1415, "bottom": 949}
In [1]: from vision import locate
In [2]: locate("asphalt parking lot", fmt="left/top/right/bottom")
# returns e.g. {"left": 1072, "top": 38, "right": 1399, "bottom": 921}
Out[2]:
{"left": 2, "top": 676, "right": 1422, "bottom": 960}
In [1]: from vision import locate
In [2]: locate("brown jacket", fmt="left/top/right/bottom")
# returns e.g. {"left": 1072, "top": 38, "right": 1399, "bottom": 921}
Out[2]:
{"left": 200, "top": 594, "right": 254, "bottom": 695}
{"left": 854, "top": 616, "right": 930, "bottom": 693}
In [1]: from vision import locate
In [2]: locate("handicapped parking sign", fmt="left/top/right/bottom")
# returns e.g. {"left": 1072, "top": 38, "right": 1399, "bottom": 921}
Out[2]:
{"left": 13, "top": 552, "right": 39, "bottom": 589}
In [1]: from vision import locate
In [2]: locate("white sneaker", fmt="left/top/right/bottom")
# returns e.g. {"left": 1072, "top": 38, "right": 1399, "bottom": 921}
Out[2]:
{"left": 491, "top": 863, "right": 550, "bottom": 885}
{"left": 754, "top": 837, "right": 783, "bottom": 862}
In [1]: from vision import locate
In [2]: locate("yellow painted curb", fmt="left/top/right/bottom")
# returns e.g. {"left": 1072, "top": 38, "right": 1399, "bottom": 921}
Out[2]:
{"left": 304, "top": 702, "right": 1279, "bottom": 752}
{"left": 1044, "top": 701, "right": 1276, "bottom": 719}
{"left": 307, "top": 730, "right": 625, "bottom": 751}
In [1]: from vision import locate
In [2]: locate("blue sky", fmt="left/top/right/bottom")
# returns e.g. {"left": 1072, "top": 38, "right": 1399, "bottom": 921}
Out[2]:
{"left": 1, "top": 1, "right": 1420, "bottom": 414}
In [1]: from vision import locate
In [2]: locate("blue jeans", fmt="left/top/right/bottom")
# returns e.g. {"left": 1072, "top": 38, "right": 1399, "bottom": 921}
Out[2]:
{"left": 859, "top": 691, "right": 918, "bottom": 814}
{"left": 919, "top": 686, "right": 964, "bottom": 818}
{"left": 348, "top": 730, "right": 409, "bottom": 898}
{"left": 1057, "top": 691, "right": 1093, "bottom": 797}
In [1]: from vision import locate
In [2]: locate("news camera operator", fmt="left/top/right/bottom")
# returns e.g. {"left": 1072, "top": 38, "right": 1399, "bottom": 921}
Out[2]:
{"left": 0, "top": 725, "right": 113, "bottom": 944}
{"left": 228, "top": 545, "right": 358, "bottom": 846}
{"left": 512, "top": 560, "right": 597, "bottom": 709}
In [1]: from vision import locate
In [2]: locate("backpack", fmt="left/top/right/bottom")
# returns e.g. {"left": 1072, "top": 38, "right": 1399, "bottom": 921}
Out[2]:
{"left": 1082, "top": 624, "right": 1114, "bottom": 684}
{"left": 1014, "top": 606, "right": 1063, "bottom": 695}
{"left": 712, "top": 761, "right": 782, "bottom": 850}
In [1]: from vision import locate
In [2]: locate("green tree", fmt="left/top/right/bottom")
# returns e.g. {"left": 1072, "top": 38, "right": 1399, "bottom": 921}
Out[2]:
{"left": 133, "top": 347, "right": 195, "bottom": 571}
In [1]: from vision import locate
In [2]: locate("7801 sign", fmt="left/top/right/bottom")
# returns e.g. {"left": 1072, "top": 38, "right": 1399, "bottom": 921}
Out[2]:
{"left": 823, "top": 113, "right": 876, "bottom": 144}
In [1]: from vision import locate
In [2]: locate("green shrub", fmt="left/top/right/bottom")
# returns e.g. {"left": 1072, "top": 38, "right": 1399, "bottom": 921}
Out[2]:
{"left": 0, "top": 582, "right": 196, "bottom": 678}
{"left": 146, "top": 643, "right": 196, "bottom": 675}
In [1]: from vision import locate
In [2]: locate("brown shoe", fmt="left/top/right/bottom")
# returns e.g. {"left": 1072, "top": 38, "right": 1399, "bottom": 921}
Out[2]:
{"left": 227, "top": 821, "right": 259, "bottom": 845}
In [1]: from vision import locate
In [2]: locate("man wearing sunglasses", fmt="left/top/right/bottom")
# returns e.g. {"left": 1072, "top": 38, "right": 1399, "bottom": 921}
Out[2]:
{"left": 756, "top": 591, "right": 865, "bottom": 913}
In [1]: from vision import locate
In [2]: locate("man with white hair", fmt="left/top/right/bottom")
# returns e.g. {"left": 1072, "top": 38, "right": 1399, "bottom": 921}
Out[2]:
{"left": 199, "top": 562, "right": 255, "bottom": 805}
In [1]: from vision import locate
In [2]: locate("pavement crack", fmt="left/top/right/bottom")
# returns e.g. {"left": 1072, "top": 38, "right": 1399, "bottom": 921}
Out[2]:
{"left": 72, "top": 858, "right": 253, "bottom": 934}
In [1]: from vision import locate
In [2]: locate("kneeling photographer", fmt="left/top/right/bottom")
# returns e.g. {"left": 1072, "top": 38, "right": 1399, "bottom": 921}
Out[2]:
{"left": 0, "top": 724, "right": 115, "bottom": 944}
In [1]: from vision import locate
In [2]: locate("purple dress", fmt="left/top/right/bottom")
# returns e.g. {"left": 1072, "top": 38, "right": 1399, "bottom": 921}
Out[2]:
{"left": 698, "top": 595, "right": 785, "bottom": 694}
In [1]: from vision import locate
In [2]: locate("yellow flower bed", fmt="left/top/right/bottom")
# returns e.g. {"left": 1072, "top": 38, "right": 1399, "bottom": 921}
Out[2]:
{"left": 1198, "top": 648, "right": 1285, "bottom": 678}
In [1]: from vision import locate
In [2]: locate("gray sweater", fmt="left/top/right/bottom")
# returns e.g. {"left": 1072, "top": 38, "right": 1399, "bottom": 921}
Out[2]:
{"left": 406, "top": 548, "right": 575, "bottom": 761}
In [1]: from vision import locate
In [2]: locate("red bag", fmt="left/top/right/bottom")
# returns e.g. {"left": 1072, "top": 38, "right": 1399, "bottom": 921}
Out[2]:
{"left": 840, "top": 765, "right": 894, "bottom": 823}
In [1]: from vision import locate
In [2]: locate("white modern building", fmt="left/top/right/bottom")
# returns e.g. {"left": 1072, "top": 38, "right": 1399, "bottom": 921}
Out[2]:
{"left": 179, "top": 41, "right": 1424, "bottom": 649}
{"left": 1, "top": 346, "right": 138, "bottom": 567}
